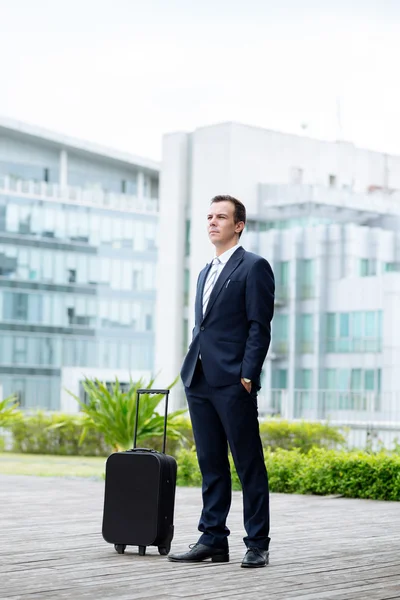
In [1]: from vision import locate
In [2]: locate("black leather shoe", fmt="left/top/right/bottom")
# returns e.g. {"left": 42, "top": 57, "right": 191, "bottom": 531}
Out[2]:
{"left": 241, "top": 547, "right": 269, "bottom": 568}
{"left": 167, "top": 543, "right": 229, "bottom": 563}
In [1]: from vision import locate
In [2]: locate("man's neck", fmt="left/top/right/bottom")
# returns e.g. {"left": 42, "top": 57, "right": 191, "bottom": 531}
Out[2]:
{"left": 215, "top": 240, "right": 240, "bottom": 257}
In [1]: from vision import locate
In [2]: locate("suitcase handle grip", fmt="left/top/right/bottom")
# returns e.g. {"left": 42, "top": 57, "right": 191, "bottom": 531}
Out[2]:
{"left": 134, "top": 388, "right": 170, "bottom": 454}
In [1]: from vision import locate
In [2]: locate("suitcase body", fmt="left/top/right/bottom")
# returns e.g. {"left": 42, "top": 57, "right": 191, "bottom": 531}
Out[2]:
{"left": 102, "top": 389, "right": 177, "bottom": 556}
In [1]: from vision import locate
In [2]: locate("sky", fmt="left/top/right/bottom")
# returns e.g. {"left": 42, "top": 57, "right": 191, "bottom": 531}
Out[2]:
{"left": 0, "top": 0, "right": 399, "bottom": 161}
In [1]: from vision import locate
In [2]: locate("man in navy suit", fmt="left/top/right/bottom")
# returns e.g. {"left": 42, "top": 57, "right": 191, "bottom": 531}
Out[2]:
{"left": 168, "top": 195, "right": 275, "bottom": 568}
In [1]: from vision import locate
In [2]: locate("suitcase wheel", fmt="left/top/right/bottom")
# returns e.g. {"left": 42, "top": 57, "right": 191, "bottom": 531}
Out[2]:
{"left": 114, "top": 544, "right": 126, "bottom": 554}
{"left": 138, "top": 545, "right": 146, "bottom": 556}
{"left": 158, "top": 545, "right": 170, "bottom": 556}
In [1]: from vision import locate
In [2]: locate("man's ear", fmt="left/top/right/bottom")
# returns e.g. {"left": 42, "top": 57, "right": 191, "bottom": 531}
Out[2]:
{"left": 235, "top": 221, "right": 245, "bottom": 234}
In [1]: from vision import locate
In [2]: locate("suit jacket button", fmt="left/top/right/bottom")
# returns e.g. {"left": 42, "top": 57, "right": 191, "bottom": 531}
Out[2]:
{"left": 200, "top": 326, "right": 205, "bottom": 331}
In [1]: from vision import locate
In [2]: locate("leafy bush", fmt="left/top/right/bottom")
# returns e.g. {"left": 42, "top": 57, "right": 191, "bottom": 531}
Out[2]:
{"left": 293, "top": 448, "right": 400, "bottom": 501}
{"left": 143, "top": 416, "right": 194, "bottom": 455}
{"left": 259, "top": 419, "right": 346, "bottom": 453}
{"left": 0, "top": 394, "right": 22, "bottom": 428}
{"left": 67, "top": 376, "right": 186, "bottom": 452}
{"left": 10, "top": 412, "right": 109, "bottom": 456}
{"left": 8, "top": 412, "right": 192, "bottom": 457}
{"left": 176, "top": 447, "right": 400, "bottom": 501}
{"left": 176, "top": 449, "right": 202, "bottom": 487}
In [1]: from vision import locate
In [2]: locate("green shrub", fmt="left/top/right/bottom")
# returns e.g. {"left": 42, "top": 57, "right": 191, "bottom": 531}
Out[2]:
{"left": 9, "top": 412, "right": 192, "bottom": 458}
{"left": 176, "top": 449, "right": 202, "bottom": 487}
{"left": 259, "top": 419, "right": 346, "bottom": 453}
{"left": 176, "top": 447, "right": 400, "bottom": 501}
{"left": 67, "top": 376, "right": 185, "bottom": 452}
{"left": 143, "top": 416, "right": 194, "bottom": 456}
{"left": 296, "top": 448, "right": 400, "bottom": 501}
{"left": 7, "top": 408, "right": 346, "bottom": 459}
{"left": 10, "top": 412, "right": 110, "bottom": 456}
{"left": 0, "top": 394, "right": 22, "bottom": 428}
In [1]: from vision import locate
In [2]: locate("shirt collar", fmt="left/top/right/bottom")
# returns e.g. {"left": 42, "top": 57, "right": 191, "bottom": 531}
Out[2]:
{"left": 214, "top": 243, "right": 242, "bottom": 265}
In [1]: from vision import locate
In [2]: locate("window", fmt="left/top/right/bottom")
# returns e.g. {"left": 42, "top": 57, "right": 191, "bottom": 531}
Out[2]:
{"left": 275, "top": 261, "right": 289, "bottom": 301}
{"left": 360, "top": 259, "right": 376, "bottom": 277}
{"left": 272, "top": 314, "right": 289, "bottom": 354}
{"left": 274, "top": 314, "right": 289, "bottom": 338}
{"left": 339, "top": 313, "right": 349, "bottom": 337}
{"left": 184, "top": 269, "right": 190, "bottom": 307}
{"left": 384, "top": 262, "right": 400, "bottom": 273}
{"left": 272, "top": 315, "right": 289, "bottom": 354}
{"left": 329, "top": 174, "right": 337, "bottom": 187}
{"left": 350, "top": 369, "right": 362, "bottom": 390}
{"left": 338, "top": 313, "right": 350, "bottom": 351}
{"left": 299, "top": 314, "right": 313, "bottom": 353}
{"left": 300, "top": 369, "right": 313, "bottom": 389}
{"left": 326, "top": 314, "right": 336, "bottom": 349}
{"left": 322, "top": 368, "right": 381, "bottom": 410}
{"left": 68, "top": 269, "right": 76, "bottom": 283}
{"left": 185, "top": 220, "right": 191, "bottom": 257}
{"left": 364, "top": 370, "right": 375, "bottom": 391}
{"left": 298, "top": 259, "right": 314, "bottom": 299}
{"left": 182, "top": 318, "right": 189, "bottom": 356}
{"left": 337, "top": 369, "right": 350, "bottom": 391}
{"left": 10, "top": 378, "right": 26, "bottom": 408}
{"left": 365, "top": 311, "right": 375, "bottom": 337}
{"left": 145, "top": 314, "right": 153, "bottom": 331}
{"left": 325, "top": 311, "right": 382, "bottom": 353}
{"left": 3, "top": 292, "right": 28, "bottom": 321}
{"left": 0, "top": 252, "right": 17, "bottom": 277}
{"left": 272, "top": 368, "right": 287, "bottom": 389}
{"left": 325, "top": 369, "right": 337, "bottom": 389}
{"left": 132, "top": 269, "right": 142, "bottom": 291}
{"left": 145, "top": 222, "right": 157, "bottom": 250}
{"left": 295, "top": 369, "right": 313, "bottom": 414}
{"left": 121, "top": 177, "right": 137, "bottom": 195}
{"left": 13, "top": 337, "right": 27, "bottom": 364}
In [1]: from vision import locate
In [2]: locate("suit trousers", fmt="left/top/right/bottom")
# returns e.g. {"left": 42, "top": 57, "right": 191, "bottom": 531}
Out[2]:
{"left": 185, "top": 360, "right": 270, "bottom": 551}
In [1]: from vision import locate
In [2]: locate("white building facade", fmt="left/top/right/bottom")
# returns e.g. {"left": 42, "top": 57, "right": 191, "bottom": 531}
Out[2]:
{"left": 155, "top": 123, "right": 400, "bottom": 435}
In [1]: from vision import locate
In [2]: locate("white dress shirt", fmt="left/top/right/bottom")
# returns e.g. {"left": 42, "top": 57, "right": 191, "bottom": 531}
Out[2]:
{"left": 199, "top": 244, "right": 242, "bottom": 361}
{"left": 202, "top": 243, "right": 242, "bottom": 306}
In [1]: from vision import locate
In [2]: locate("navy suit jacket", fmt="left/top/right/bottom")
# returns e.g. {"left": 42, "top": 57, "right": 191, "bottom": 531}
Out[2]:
{"left": 181, "top": 247, "right": 275, "bottom": 389}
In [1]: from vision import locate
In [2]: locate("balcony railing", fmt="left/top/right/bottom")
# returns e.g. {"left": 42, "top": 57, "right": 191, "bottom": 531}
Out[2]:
{"left": 259, "top": 184, "right": 400, "bottom": 218}
{"left": 260, "top": 388, "right": 400, "bottom": 450}
{"left": 298, "top": 341, "right": 314, "bottom": 354}
{"left": 264, "top": 389, "right": 400, "bottom": 423}
{"left": 326, "top": 338, "right": 382, "bottom": 353}
{"left": 0, "top": 176, "right": 159, "bottom": 214}
{"left": 299, "top": 284, "right": 315, "bottom": 300}
{"left": 274, "top": 285, "right": 289, "bottom": 306}
{"left": 271, "top": 341, "right": 289, "bottom": 357}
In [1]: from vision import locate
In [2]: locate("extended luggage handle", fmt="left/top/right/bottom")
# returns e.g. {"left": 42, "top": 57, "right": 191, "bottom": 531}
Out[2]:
{"left": 134, "top": 389, "right": 170, "bottom": 454}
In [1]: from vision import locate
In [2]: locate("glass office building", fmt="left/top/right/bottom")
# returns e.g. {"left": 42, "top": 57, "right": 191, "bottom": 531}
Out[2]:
{"left": 0, "top": 117, "right": 159, "bottom": 410}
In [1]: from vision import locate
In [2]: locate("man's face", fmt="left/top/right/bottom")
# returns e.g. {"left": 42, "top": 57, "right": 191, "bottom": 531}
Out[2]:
{"left": 207, "top": 201, "right": 244, "bottom": 247}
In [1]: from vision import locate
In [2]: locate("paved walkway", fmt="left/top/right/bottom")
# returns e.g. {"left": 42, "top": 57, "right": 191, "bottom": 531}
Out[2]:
{"left": 1, "top": 474, "right": 400, "bottom": 599}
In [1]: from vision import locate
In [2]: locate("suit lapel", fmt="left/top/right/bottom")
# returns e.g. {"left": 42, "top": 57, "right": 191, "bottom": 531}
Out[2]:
{"left": 202, "top": 247, "right": 245, "bottom": 321}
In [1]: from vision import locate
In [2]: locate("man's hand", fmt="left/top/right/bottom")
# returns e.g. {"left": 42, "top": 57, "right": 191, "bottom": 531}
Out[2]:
{"left": 241, "top": 378, "right": 252, "bottom": 393}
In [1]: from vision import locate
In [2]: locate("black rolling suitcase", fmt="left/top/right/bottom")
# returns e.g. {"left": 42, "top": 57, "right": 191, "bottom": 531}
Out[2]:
{"left": 102, "top": 389, "right": 177, "bottom": 556}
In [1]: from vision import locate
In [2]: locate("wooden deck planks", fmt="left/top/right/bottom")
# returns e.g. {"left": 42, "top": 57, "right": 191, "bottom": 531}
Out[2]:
{"left": 1, "top": 474, "right": 400, "bottom": 599}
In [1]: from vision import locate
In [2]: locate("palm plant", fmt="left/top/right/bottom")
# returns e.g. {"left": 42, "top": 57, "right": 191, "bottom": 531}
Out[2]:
{"left": 0, "top": 394, "right": 21, "bottom": 428}
{"left": 67, "top": 376, "right": 186, "bottom": 452}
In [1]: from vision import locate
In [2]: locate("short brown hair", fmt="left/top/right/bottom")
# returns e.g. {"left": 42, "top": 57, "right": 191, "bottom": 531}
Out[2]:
{"left": 210, "top": 195, "right": 246, "bottom": 237}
